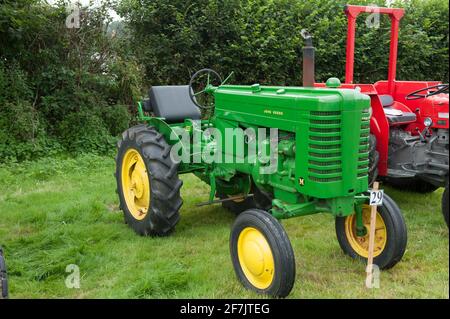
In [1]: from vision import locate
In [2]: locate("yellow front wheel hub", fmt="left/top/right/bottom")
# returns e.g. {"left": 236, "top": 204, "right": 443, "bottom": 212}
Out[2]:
{"left": 121, "top": 149, "right": 150, "bottom": 220}
{"left": 345, "top": 205, "right": 387, "bottom": 258}
{"left": 237, "top": 227, "right": 275, "bottom": 289}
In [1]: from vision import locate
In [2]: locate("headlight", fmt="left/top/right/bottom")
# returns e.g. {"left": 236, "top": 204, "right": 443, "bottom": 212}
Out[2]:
{"left": 424, "top": 117, "right": 433, "bottom": 127}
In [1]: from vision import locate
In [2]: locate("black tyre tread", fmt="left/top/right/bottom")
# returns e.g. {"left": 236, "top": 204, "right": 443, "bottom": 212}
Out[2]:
{"left": 380, "top": 194, "right": 408, "bottom": 269}
{"left": 116, "top": 125, "right": 183, "bottom": 236}
{"left": 230, "top": 209, "right": 295, "bottom": 298}
{"left": 442, "top": 179, "right": 449, "bottom": 228}
{"left": 335, "top": 193, "right": 407, "bottom": 270}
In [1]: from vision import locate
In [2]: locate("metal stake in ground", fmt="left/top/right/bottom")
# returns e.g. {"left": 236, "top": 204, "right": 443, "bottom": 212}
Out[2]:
{"left": 366, "top": 181, "right": 380, "bottom": 288}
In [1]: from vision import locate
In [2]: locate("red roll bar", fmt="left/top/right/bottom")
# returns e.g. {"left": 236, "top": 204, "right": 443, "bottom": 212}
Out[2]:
{"left": 344, "top": 5, "right": 405, "bottom": 95}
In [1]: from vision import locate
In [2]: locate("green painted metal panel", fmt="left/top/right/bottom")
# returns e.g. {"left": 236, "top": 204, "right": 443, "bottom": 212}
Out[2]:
{"left": 213, "top": 84, "right": 371, "bottom": 204}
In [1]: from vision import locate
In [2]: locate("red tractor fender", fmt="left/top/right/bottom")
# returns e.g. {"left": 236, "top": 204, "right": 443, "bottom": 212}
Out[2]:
{"left": 369, "top": 95, "right": 390, "bottom": 176}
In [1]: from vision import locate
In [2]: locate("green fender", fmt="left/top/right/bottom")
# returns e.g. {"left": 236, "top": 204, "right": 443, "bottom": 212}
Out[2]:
{"left": 146, "top": 117, "right": 181, "bottom": 146}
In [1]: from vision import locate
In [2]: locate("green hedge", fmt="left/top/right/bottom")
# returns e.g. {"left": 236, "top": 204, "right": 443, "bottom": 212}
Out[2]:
{"left": 119, "top": 0, "right": 448, "bottom": 86}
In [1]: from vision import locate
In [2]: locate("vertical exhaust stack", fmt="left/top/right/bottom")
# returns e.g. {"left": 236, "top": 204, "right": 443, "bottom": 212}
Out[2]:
{"left": 302, "top": 30, "right": 315, "bottom": 87}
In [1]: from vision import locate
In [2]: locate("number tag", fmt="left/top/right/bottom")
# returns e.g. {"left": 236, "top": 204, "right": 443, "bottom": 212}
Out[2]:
{"left": 369, "top": 189, "right": 384, "bottom": 206}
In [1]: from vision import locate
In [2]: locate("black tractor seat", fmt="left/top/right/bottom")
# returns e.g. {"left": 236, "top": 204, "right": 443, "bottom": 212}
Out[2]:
{"left": 379, "top": 94, "right": 417, "bottom": 125}
{"left": 379, "top": 94, "right": 394, "bottom": 107}
{"left": 145, "top": 85, "right": 201, "bottom": 123}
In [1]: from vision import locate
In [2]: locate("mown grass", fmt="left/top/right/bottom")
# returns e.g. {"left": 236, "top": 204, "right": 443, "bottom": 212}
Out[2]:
{"left": 0, "top": 155, "right": 448, "bottom": 298}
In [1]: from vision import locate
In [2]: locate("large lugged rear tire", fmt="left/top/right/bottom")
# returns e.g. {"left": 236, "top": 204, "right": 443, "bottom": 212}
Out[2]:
{"left": 442, "top": 179, "right": 449, "bottom": 228}
{"left": 335, "top": 194, "right": 407, "bottom": 269}
{"left": 230, "top": 209, "right": 295, "bottom": 298}
{"left": 115, "top": 124, "right": 183, "bottom": 236}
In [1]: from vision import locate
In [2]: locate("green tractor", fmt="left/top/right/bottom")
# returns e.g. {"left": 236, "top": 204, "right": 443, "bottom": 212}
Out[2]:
{"left": 115, "top": 35, "right": 407, "bottom": 297}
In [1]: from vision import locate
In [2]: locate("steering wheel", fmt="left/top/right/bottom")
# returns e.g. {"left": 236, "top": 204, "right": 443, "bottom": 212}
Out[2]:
{"left": 189, "top": 68, "right": 222, "bottom": 110}
{"left": 405, "top": 84, "right": 449, "bottom": 100}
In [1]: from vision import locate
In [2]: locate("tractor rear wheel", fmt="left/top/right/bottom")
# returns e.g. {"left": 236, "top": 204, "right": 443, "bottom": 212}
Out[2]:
{"left": 387, "top": 177, "right": 439, "bottom": 193}
{"left": 230, "top": 209, "right": 295, "bottom": 298}
{"left": 442, "top": 179, "right": 449, "bottom": 228}
{"left": 335, "top": 194, "right": 407, "bottom": 269}
{"left": 115, "top": 124, "right": 183, "bottom": 236}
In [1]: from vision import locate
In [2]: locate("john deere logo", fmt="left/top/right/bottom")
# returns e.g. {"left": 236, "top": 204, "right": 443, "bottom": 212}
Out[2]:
{"left": 299, "top": 177, "right": 305, "bottom": 186}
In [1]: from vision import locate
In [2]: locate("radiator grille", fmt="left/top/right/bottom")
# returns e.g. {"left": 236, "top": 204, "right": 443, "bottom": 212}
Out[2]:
{"left": 308, "top": 111, "right": 343, "bottom": 183}
{"left": 357, "top": 109, "right": 370, "bottom": 179}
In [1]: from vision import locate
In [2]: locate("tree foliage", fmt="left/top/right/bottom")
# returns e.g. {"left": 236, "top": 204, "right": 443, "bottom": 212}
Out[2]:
{"left": 0, "top": 0, "right": 142, "bottom": 161}
{"left": 119, "top": 0, "right": 448, "bottom": 86}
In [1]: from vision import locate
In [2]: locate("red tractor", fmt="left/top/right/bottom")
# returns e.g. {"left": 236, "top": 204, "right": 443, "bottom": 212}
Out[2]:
{"left": 316, "top": 5, "right": 449, "bottom": 227}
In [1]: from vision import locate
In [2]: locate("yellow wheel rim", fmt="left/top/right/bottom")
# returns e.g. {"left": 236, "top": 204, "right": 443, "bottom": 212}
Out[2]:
{"left": 237, "top": 227, "right": 275, "bottom": 289}
{"left": 121, "top": 149, "right": 150, "bottom": 220}
{"left": 344, "top": 205, "right": 387, "bottom": 258}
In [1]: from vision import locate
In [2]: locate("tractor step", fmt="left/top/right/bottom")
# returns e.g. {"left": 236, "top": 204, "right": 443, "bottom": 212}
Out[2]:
{"left": 196, "top": 194, "right": 254, "bottom": 207}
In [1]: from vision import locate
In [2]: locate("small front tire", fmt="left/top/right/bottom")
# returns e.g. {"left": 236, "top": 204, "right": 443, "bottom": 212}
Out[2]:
{"left": 335, "top": 193, "right": 407, "bottom": 269}
{"left": 230, "top": 209, "right": 295, "bottom": 298}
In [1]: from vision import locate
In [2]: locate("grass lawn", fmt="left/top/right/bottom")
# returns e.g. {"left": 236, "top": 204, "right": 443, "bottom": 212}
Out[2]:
{"left": 0, "top": 155, "right": 448, "bottom": 298}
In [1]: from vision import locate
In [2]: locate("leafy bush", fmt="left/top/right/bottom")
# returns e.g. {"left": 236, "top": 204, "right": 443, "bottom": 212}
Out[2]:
{"left": 0, "top": 0, "right": 142, "bottom": 162}
{"left": 119, "top": 0, "right": 448, "bottom": 86}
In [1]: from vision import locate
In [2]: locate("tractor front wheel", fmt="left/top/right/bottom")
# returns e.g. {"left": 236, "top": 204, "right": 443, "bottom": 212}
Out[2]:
{"left": 442, "top": 179, "right": 449, "bottom": 228}
{"left": 335, "top": 194, "right": 407, "bottom": 269}
{"left": 230, "top": 209, "right": 295, "bottom": 298}
{"left": 115, "top": 125, "right": 183, "bottom": 236}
